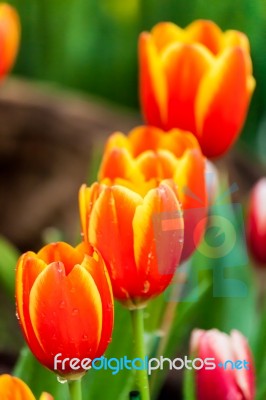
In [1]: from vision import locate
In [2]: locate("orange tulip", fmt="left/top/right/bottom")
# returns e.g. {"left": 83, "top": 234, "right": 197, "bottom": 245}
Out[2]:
{"left": 79, "top": 179, "right": 184, "bottom": 308}
{"left": 139, "top": 20, "right": 255, "bottom": 157}
{"left": 16, "top": 242, "right": 113, "bottom": 378}
{"left": 0, "top": 374, "right": 53, "bottom": 400}
{"left": 98, "top": 126, "right": 207, "bottom": 262}
{"left": 0, "top": 3, "right": 20, "bottom": 77}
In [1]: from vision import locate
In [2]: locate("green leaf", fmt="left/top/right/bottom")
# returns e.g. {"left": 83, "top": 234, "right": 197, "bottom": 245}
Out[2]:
{"left": 0, "top": 236, "right": 19, "bottom": 297}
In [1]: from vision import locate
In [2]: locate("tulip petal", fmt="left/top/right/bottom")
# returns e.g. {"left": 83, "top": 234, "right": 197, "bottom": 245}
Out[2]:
{"left": 29, "top": 262, "right": 102, "bottom": 373}
{"left": 39, "top": 394, "right": 54, "bottom": 400}
{"left": 139, "top": 32, "right": 167, "bottom": 127}
{"left": 133, "top": 182, "right": 183, "bottom": 298}
{"left": 196, "top": 330, "right": 243, "bottom": 400}
{"left": 128, "top": 126, "right": 200, "bottom": 158}
{"left": 195, "top": 47, "right": 254, "bottom": 157}
{"left": 0, "top": 374, "right": 35, "bottom": 400}
{"left": 37, "top": 242, "right": 83, "bottom": 275}
{"left": 16, "top": 253, "right": 50, "bottom": 367}
{"left": 79, "top": 183, "right": 104, "bottom": 243}
{"left": 162, "top": 43, "right": 213, "bottom": 132}
{"left": 0, "top": 4, "right": 20, "bottom": 76}
{"left": 80, "top": 247, "right": 114, "bottom": 358}
{"left": 186, "top": 20, "right": 222, "bottom": 55}
{"left": 89, "top": 185, "right": 143, "bottom": 300}
{"left": 151, "top": 22, "right": 185, "bottom": 52}
{"left": 231, "top": 330, "right": 255, "bottom": 400}
{"left": 98, "top": 147, "right": 144, "bottom": 183}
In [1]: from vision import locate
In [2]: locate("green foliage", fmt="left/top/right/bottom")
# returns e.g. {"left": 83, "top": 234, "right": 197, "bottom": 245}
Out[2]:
{"left": 6, "top": 0, "right": 266, "bottom": 156}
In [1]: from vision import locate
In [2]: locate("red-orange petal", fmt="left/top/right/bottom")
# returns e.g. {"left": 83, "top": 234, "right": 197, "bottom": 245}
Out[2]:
{"left": 0, "top": 4, "right": 20, "bottom": 76}
{"left": 162, "top": 43, "right": 213, "bottom": 132}
{"left": 195, "top": 47, "right": 255, "bottom": 157}
{"left": 37, "top": 242, "right": 83, "bottom": 275}
{"left": 139, "top": 32, "right": 167, "bottom": 128}
{"left": 29, "top": 262, "right": 102, "bottom": 373}
{"left": 98, "top": 147, "right": 144, "bottom": 183}
{"left": 80, "top": 247, "right": 114, "bottom": 358}
{"left": 185, "top": 20, "right": 222, "bottom": 55}
{"left": 89, "top": 186, "right": 142, "bottom": 300}
{"left": 151, "top": 22, "right": 185, "bottom": 52}
{"left": 132, "top": 181, "right": 183, "bottom": 298}
{"left": 16, "top": 253, "right": 50, "bottom": 367}
{"left": 79, "top": 183, "right": 104, "bottom": 243}
{"left": 0, "top": 374, "right": 35, "bottom": 399}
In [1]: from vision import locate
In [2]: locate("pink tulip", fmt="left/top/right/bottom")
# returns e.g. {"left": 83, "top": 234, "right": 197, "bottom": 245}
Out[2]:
{"left": 190, "top": 329, "right": 255, "bottom": 400}
{"left": 246, "top": 178, "right": 266, "bottom": 265}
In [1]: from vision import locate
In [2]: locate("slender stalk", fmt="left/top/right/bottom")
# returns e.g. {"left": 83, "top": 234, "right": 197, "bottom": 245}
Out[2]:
{"left": 68, "top": 379, "right": 82, "bottom": 400}
{"left": 130, "top": 307, "right": 150, "bottom": 400}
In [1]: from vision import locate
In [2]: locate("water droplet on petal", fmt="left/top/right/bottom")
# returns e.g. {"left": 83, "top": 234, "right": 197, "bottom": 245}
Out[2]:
{"left": 72, "top": 308, "right": 79, "bottom": 316}
{"left": 143, "top": 281, "right": 150, "bottom": 294}
{"left": 82, "top": 334, "right": 88, "bottom": 341}
{"left": 57, "top": 376, "right": 67, "bottom": 384}
{"left": 16, "top": 311, "right": 20, "bottom": 321}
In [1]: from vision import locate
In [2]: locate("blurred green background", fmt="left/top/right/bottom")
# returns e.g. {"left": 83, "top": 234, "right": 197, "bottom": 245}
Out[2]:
{"left": 7, "top": 0, "right": 266, "bottom": 162}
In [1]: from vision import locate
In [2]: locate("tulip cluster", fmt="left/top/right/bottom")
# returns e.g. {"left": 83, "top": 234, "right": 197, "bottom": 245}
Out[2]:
{"left": 11, "top": 11, "right": 256, "bottom": 400}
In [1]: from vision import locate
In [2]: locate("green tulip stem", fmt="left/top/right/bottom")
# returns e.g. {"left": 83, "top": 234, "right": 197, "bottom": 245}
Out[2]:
{"left": 130, "top": 307, "right": 150, "bottom": 400}
{"left": 68, "top": 379, "right": 82, "bottom": 400}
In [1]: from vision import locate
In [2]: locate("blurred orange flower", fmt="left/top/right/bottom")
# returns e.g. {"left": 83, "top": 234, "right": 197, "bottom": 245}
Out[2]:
{"left": 98, "top": 126, "right": 207, "bottom": 262}
{"left": 0, "top": 3, "right": 20, "bottom": 78}
{"left": 16, "top": 242, "right": 113, "bottom": 378}
{"left": 79, "top": 180, "right": 184, "bottom": 308}
{"left": 139, "top": 20, "right": 255, "bottom": 157}
{"left": 0, "top": 374, "right": 53, "bottom": 400}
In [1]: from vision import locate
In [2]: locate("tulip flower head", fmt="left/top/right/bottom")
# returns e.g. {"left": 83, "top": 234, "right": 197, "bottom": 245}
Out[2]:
{"left": 0, "top": 3, "right": 20, "bottom": 78}
{"left": 98, "top": 125, "right": 207, "bottom": 262}
{"left": 190, "top": 329, "right": 255, "bottom": 400}
{"left": 139, "top": 20, "right": 255, "bottom": 157}
{"left": 0, "top": 374, "right": 53, "bottom": 400}
{"left": 79, "top": 179, "right": 184, "bottom": 309}
{"left": 16, "top": 242, "right": 113, "bottom": 379}
{"left": 246, "top": 177, "right": 266, "bottom": 265}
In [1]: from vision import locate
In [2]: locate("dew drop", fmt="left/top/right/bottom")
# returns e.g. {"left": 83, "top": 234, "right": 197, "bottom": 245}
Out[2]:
{"left": 82, "top": 334, "right": 88, "bottom": 341}
{"left": 57, "top": 263, "right": 64, "bottom": 273}
{"left": 57, "top": 376, "right": 67, "bottom": 384}
{"left": 72, "top": 308, "right": 79, "bottom": 316}
{"left": 15, "top": 311, "right": 20, "bottom": 321}
{"left": 143, "top": 281, "right": 150, "bottom": 294}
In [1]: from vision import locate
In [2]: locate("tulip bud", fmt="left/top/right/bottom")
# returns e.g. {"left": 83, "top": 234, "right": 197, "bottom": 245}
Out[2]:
{"left": 190, "top": 329, "right": 255, "bottom": 400}
{"left": 139, "top": 20, "right": 255, "bottom": 158}
{"left": 0, "top": 374, "right": 53, "bottom": 399}
{"left": 79, "top": 180, "right": 184, "bottom": 308}
{"left": 15, "top": 242, "right": 113, "bottom": 379}
{"left": 0, "top": 3, "right": 20, "bottom": 77}
{"left": 246, "top": 178, "right": 266, "bottom": 265}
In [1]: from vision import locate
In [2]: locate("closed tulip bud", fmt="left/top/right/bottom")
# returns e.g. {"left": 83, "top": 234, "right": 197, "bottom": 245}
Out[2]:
{"left": 139, "top": 20, "right": 255, "bottom": 158}
{"left": 0, "top": 374, "right": 53, "bottom": 399}
{"left": 79, "top": 180, "right": 184, "bottom": 308}
{"left": 0, "top": 3, "right": 20, "bottom": 77}
{"left": 190, "top": 329, "right": 255, "bottom": 400}
{"left": 16, "top": 242, "right": 113, "bottom": 379}
{"left": 98, "top": 126, "right": 207, "bottom": 262}
{"left": 246, "top": 178, "right": 266, "bottom": 265}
